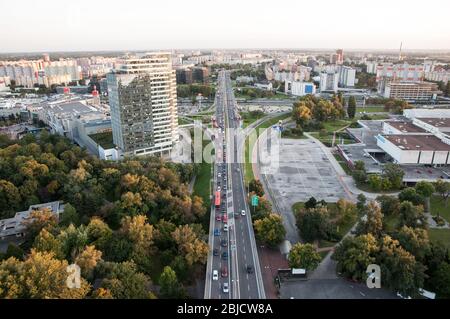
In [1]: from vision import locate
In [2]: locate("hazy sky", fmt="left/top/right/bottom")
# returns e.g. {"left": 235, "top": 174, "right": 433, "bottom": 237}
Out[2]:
{"left": 1, "top": 0, "right": 450, "bottom": 52}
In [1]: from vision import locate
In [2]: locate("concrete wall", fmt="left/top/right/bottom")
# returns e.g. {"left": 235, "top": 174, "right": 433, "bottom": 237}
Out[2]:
{"left": 419, "top": 151, "right": 433, "bottom": 164}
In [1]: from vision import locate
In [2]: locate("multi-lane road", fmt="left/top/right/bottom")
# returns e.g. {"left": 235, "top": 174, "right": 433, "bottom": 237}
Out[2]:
{"left": 205, "top": 71, "right": 265, "bottom": 299}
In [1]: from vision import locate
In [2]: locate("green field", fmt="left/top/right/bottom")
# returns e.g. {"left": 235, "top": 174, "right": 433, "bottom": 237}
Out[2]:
{"left": 243, "top": 113, "right": 291, "bottom": 183}
{"left": 428, "top": 229, "right": 450, "bottom": 249}
{"left": 356, "top": 106, "right": 387, "bottom": 113}
{"left": 192, "top": 137, "right": 213, "bottom": 214}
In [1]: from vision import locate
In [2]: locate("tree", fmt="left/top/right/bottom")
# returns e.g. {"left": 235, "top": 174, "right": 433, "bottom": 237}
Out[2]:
{"left": 415, "top": 181, "right": 435, "bottom": 213}
{"left": 252, "top": 195, "right": 272, "bottom": 221}
{"left": 23, "top": 209, "right": 59, "bottom": 243}
{"left": 368, "top": 175, "right": 382, "bottom": 191}
{"left": 430, "top": 262, "right": 450, "bottom": 298}
{"left": 399, "top": 201, "right": 427, "bottom": 229}
{"left": 97, "top": 261, "right": 155, "bottom": 299}
{"left": 304, "top": 197, "right": 317, "bottom": 209}
{"left": 434, "top": 179, "right": 450, "bottom": 208}
{"left": 398, "top": 187, "right": 425, "bottom": 206}
{"left": 60, "top": 203, "right": 80, "bottom": 227}
{"left": 382, "top": 163, "right": 404, "bottom": 189}
{"left": 249, "top": 179, "right": 264, "bottom": 197}
{"left": 347, "top": 96, "right": 356, "bottom": 119}
{"left": 288, "top": 243, "right": 321, "bottom": 270}
{"left": 296, "top": 206, "right": 334, "bottom": 242}
{"left": 0, "top": 250, "right": 90, "bottom": 298}
{"left": 332, "top": 234, "right": 379, "bottom": 281}
{"left": 377, "top": 236, "right": 426, "bottom": 297}
{"left": 376, "top": 195, "right": 400, "bottom": 216}
{"left": 352, "top": 170, "right": 367, "bottom": 185}
{"left": 395, "top": 226, "right": 430, "bottom": 261}
{"left": 74, "top": 245, "right": 102, "bottom": 280}
{"left": 357, "top": 201, "right": 383, "bottom": 237}
{"left": 86, "top": 217, "right": 113, "bottom": 250}
{"left": 159, "top": 266, "right": 186, "bottom": 299}
{"left": 253, "top": 214, "right": 286, "bottom": 248}
{"left": 0, "top": 179, "right": 21, "bottom": 218}
{"left": 33, "top": 228, "right": 64, "bottom": 260}
{"left": 336, "top": 198, "right": 358, "bottom": 227}
{"left": 357, "top": 194, "right": 367, "bottom": 213}
{"left": 172, "top": 224, "right": 208, "bottom": 266}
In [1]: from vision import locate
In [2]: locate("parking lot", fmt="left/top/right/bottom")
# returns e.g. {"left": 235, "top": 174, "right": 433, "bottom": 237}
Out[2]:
{"left": 262, "top": 138, "right": 348, "bottom": 204}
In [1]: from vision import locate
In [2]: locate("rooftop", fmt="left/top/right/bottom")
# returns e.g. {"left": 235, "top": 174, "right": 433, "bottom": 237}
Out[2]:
{"left": 383, "top": 134, "right": 450, "bottom": 151}
{"left": 89, "top": 131, "right": 115, "bottom": 149}
{"left": 415, "top": 117, "right": 450, "bottom": 132}
{"left": 384, "top": 120, "right": 427, "bottom": 133}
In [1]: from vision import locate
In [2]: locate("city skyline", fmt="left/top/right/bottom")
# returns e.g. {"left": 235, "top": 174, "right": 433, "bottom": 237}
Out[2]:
{"left": 1, "top": 0, "right": 450, "bottom": 52}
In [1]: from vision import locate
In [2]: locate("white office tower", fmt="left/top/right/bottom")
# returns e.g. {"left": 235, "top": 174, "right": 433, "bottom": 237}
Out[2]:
{"left": 319, "top": 72, "right": 339, "bottom": 93}
{"left": 107, "top": 53, "right": 179, "bottom": 157}
{"left": 338, "top": 66, "right": 356, "bottom": 87}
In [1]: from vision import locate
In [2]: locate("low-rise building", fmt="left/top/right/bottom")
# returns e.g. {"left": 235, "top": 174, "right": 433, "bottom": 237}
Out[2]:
{"left": 285, "top": 81, "right": 316, "bottom": 96}
{"left": 383, "top": 81, "right": 440, "bottom": 102}
{"left": 0, "top": 201, "right": 63, "bottom": 240}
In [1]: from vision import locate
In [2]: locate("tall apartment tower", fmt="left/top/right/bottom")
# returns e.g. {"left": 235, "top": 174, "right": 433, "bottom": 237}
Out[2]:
{"left": 107, "top": 53, "right": 179, "bottom": 156}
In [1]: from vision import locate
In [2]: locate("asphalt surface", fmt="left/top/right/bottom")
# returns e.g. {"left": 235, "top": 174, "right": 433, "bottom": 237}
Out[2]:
{"left": 205, "top": 71, "right": 265, "bottom": 299}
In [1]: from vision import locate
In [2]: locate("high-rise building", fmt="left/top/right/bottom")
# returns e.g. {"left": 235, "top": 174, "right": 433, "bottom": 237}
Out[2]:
{"left": 320, "top": 72, "right": 339, "bottom": 93}
{"left": 337, "top": 66, "right": 356, "bottom": 87}
{"left": 107, "top": 53, "right": 179, "bottom": 156}
{"left": 336, "top": 49, "right": 344, "bottom": 65}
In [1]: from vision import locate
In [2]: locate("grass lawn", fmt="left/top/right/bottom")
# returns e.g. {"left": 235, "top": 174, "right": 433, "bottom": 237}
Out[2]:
{"left": 319, "top": 250, "right": 331, "bottom": 260}
{"left": 356, "top": 106, "right": 387, "bottom": 113}
{"left": 178, "top": 117, "right": 192, "bottom": 125}
{"left": 241, "top": 111, "right": 264, "bottom": 128}
{"left": 243, "top": 113, "right": 291, "bottom": 183}
{"left": 428, "top": 229, "right": 450, "bottom": 249}
{"left": 88, "top": 131, "right": 115, "bottom": 149}
{"left": 309, "top": 132, "right": 355, "bottom": 147}
{"left": 333, "top": 153, "right": 352, "bottom": 175}
{"left": 430, "top": 195, "right": 450, "bottom": 223}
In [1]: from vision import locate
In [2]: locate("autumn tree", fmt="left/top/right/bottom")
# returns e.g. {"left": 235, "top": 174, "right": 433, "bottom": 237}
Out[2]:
{"left": 434, "top": 179, "right": 450, "bottom": 208}
{"left": 172, "top": 224, "right": 208, "bottom": 266}
{"left": 395, "top": 226, "right": 430, "bottom": 261}
{"left": 74, "top": 245, "right": 102, "bottom": 280}
{"left": 288, "top": 243, "right": 321, "bottom": 270}
{"left": 253, "top": 214, "right": 286, "bottom": 247}
{"left": 332, "top": 234, "right": 379, "bottom": 281}
{"left": 356, "top": 201, "right": 383, "bottom": 237}
{"left": 336, "top": 198, "right": 358, "bottom": 227}
{"left": 249, "top": 179, "right": 265, "bottom": 197}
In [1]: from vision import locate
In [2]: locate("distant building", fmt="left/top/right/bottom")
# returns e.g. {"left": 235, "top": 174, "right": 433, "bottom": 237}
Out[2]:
{"left": 0, "top": 201, "right": 63, "bottom": 240}
{"left": 107, "top": 53, "right": 179, "bottom": 157}
{"left": 236, "top": 76, "right": 254, "bottom": 83}
{"left": 285, "top": 81, "right": 316, "bottom": 96}
{"left": 176, "top": 68, "right": 193, "bottom": 84}
{"left": 376, "top": 63, "right": 424, "bottom": 94}
{"left": 319, "top": 72, "right": 339, "bottom": 93}
{"left": 383, "top": 81, "right": 441, "bottom": 102}
{"left": 338, "top": 66, "right": 356, "bottom": 87}
{"left": 424, "top": 70, "right": 450, "bottom": 84}
{"left": 330, "top": 49, "right": 344, "bottom": 65}
{"left": 255, "top": 82, "right": 273, "bottom": 91}
{"left": 365, "top": 61, "right": 378, "bottom": 74}
{"left": 192, "top": 67, "right": 209, "bottom": 83}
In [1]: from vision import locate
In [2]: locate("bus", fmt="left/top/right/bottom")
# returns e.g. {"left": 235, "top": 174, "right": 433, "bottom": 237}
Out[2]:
{"left": 215, "top": 191, "right": 221, "bottom": 208}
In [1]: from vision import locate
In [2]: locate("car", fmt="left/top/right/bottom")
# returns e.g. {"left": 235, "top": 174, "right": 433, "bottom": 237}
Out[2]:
{"left": 221, "top": 252, "right": 228, "bottom": 260}
{"left": 222, "top": 282, "right": 229, "bottom": 293}
{"left": 241, "top": 209, "right": 246, "bottom": 216}
{"left": 222, "top": 214, "right": 228, "bottom": 223}
{"left": 216, "top": 215, "right": 222, "bottom": 221}
{"left": 221, "top": 266, "right": 228, "bottom": 277}
{"left": 234, "top": 212, "right": 240, "bottom": 219}
{"left": 218, "top": 173, "right": 221, "bottom": 178}
{"left": 217, "top": 186, "right": 221, "bottom": 191}
{"left": 221, "top": 239, "right": 228, "bottom": 247}
{"left": 223, "top": 184, "right": 227, "bottom": 190}
{"left": 213, "top": 248, "right": 219, "bottom": 256}
{"left": 246, "top": 265, "right": 254, "bottom": 274}
{"left": 212, "top": 270, "right": 219, "bottom": 281}
{"left": 214, "top": 229, "right": 220, "bottom": 236}
{"left": 223, "top": 224, "right": 229, "bottom": 232}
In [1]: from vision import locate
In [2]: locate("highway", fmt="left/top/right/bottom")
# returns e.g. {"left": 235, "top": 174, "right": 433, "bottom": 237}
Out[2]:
{"left": 205, "top": 70, "right": 265, "bottom": 299}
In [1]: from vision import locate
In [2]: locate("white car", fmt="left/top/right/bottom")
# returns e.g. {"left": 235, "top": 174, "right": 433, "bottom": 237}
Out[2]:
{"left": 223, "top": 282, "right": 229, "bottom": 293}
{"left": 217, "top": 186, "right": 221, "bottom": 191}
{"left": 241, "top": 209, "right": 246, "bottom": 216}
{"left": 223, "top": 224, "right": 229, "bottom": 232}
{"left": 212, "top": 270, "right": 219, "bottom": 281}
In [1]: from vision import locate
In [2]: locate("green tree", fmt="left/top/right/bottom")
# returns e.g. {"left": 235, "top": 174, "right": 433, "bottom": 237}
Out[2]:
{"left": 415, "top": 181, "right": 435, "bottom": 213}
{"left": 434, "top": 179, "right": 450, "bottom": 208}
{"left": 33, "top": 228, "right": 65, "bottom": 260}
{"left": 159, "top": 266, "right": 186, "bottom": 299}
{"left": 0, "top": 179, "right": 21, "bottom": 218}
{"left": 357, "top": 193, "right": 367, "bottom": 213}
{"left": 368, "top": 175, "right": 382, "bottom": 191}
{"left": 296, "top": 206, "right": 334, "bottom": 242}
{"left": 376, "top": 195, "right": 400, "bottom": 216}
{"left": 382, "top": 163, "right": 404, "bottom": 189}
{"left": 249, "top": 179, "right": 265, "bottom": 197}
{"left": 398, "top": 201, "right": 427, "bottom": 229}
{"left": 336, "top": 198, "right": 358, "bottom": 227}
{"left": 347, "top": 96, "right": 356, "bottom": 119}
{"left": 253, "top": 214, "right": 286, "bottom": 247}
{"left": 333, "top": 234, "right": 379, "bottom": 281}
{"left": 60, "top": 203, "right": 80, "bottom": 227}
{"left": 430, "top": 262, "right": 450, "bottom": 298}
{"left": 398, "top": 187, "right": 425, "bottom": 206}
{"left": 288, "top": 243, "right": 321, "bottom": 270}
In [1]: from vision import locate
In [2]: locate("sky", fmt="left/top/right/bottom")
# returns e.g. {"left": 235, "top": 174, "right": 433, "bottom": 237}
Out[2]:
{"left": 1, "top": 0, "right": 450, "bottom": 52}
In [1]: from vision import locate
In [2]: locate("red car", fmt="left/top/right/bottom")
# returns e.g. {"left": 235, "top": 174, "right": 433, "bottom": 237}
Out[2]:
{"left": 216, "top": 215, "right": 222, "bottom": 221}
{"left": 222, "top": 214, "right": 228, "bottom": 223}
{"left": 221, "top": 266, "right": 228, "bottom": 277}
